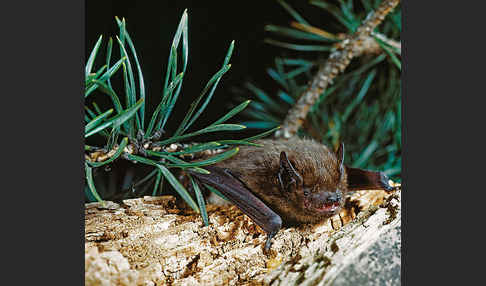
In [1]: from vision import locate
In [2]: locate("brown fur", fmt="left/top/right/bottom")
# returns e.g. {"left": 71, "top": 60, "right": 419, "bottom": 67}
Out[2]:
{"left": 211, "top": 138, "right": 348, "bottom": 225}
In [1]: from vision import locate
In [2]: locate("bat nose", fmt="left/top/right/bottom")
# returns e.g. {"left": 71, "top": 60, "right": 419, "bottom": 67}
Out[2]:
{"left": 325, "top": 192, "right": 341, "bottom": 204}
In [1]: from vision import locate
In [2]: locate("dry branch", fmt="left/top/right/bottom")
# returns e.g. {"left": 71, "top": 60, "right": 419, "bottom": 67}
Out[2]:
{"left": 274, "top": 0, "right": 401, "bottom": 139}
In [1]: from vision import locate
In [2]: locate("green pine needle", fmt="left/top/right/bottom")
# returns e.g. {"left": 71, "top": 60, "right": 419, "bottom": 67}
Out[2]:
{"left": 190, "top": 176, "right": 209, "bottom": 226}
{"left": 88, "top": 137, "right": 129, "bottom": 168}
{"left": 203, "top": 184, "right": 230, "bottom": 203}
{"left": 152, "top": 170, "right": 163, "bottom": 196}
{"left": 86, "top": 35, "right": 103, "bottom": 77}
{"left": 166, "top": 148, "right": 239, "bottom": 168}
{"left": 154, "top": 124, "right": 246, "bottom": 146}
{"left": 276, "top": 0, "right": 310, "bottom": 26}
{"left": 85, "top": 108, "right": 114, "bottom": 133}
{"left": 264, "top": 39, "right": 333, "bottom": 52}
{"left": 85, "top": 163, "right": 104, "bottom": 204}
{"left": 85, "top": 98, "right": 144, "bottom": 138}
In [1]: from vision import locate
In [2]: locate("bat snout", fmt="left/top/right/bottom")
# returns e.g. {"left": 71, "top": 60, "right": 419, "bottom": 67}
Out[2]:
{"left": 308, "top": 190, "right": 343, "bottom": 214}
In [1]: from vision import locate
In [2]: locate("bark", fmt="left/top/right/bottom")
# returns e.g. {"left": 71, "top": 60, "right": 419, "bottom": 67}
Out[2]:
{"left": 85, "top": 182, "right": 400, "bottom": 286}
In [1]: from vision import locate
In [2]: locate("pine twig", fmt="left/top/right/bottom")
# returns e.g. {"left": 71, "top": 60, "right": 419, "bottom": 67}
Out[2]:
{"left": 372, "top": 32, "right": 401, "bottom": 54}
{"left": 274, "top": 0, "right": 400, "bottom": 139}
{"left": 85, "top": 142, "right": 226, "bottom": 164}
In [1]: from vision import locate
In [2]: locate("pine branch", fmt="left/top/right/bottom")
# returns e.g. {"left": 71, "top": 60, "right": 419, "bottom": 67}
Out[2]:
{"left": 84, "top": 13, "right": 279, "bottom": 214}
{"left": 274, "top": 0, "right": 400, "bottom": 139}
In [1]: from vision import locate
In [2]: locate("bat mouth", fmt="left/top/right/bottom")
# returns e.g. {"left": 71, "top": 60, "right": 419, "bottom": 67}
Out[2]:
{"left": 314, "top": 201, "right": 341, "bottom": 213}
{"left": 304, "top": 199, "right": 341, "bottom": 214}
{"left": 303, "top": 190, "right": 343, "bottom": 215}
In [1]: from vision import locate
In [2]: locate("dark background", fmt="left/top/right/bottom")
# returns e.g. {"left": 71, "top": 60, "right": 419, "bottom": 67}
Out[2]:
{"left": 86, "top": 0, "right": 332, "bottom": 137}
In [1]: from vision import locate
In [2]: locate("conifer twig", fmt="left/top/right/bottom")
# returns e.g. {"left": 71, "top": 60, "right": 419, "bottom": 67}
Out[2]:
{"left": 372, "top": 32, "right": 401, "bottom": 54}
{"left": 274, "top": 0, "right": 400, "bottom": 139}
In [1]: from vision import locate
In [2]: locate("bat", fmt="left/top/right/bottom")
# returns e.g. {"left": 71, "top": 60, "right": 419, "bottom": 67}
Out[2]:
{"left": 188, "top": 138, "right": 397, "bottom": 251}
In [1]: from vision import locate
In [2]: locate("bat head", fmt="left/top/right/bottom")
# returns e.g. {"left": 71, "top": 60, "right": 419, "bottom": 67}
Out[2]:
{"left": 277, "top": 142, "right": 347, "bottom": 217}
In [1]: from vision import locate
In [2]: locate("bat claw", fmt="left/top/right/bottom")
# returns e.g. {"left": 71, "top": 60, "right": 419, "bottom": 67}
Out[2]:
{"left": 263, "top": 215, "right": 281, "bottom": 253}
{"left": 264, "top": 238, "right": 272, "bottom": 253}
{"left": 379, "top": 173, "right": 397, "bottom": 192}
{"left": 264, "top": 230, "right": 278, "bottom": 253}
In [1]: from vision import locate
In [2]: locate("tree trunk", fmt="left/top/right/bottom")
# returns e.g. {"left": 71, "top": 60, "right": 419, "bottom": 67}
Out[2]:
{"left": 85, "top": 184, "right": 400, "bottom": 286}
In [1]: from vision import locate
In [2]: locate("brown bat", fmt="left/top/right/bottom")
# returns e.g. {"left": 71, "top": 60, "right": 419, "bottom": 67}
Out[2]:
{"left": 188, "top": 138, "right": 396, "bottom": 251}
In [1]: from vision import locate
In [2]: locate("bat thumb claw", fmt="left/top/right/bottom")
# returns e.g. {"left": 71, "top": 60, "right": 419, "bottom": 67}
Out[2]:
{"left": 264, "top": 238, "right": 272, "bottom": 253}
{"left": 264, "top": 226, "right": 280, "bottom": 253}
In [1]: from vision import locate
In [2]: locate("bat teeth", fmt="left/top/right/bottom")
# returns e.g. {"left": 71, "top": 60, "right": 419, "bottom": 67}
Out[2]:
{"left": 323, "top": 201, "right": 340, "bottom": 208}
{"left": 314, "top": 202, "right": 340, "bottom": 213}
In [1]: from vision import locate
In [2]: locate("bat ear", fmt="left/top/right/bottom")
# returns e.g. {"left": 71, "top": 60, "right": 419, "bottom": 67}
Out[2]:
{"left": 336, "top": 142, "right": 344, "bottom": 166}
{"left": 336, "top": 142, "right": 345, "bottom": 175}
{"left": 278, "top": 151, "right": 303, "bottom": 192}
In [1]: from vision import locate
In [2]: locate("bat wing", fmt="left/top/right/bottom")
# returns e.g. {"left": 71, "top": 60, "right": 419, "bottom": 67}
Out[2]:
{"left": 188, "top": 166, "right": 282, "bottom": 251}
{"left": 345, "top": 166, "right": 396, "bottom": 192}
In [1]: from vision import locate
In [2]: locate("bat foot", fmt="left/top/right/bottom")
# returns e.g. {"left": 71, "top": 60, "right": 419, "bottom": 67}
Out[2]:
{"left": 378, "top": 173, "right": 398, "bottom": 193}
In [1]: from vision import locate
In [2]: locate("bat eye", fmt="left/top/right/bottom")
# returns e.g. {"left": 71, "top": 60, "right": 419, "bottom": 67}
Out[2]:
{"left": 303, "top": 189, "right": 310, "bottom": 197}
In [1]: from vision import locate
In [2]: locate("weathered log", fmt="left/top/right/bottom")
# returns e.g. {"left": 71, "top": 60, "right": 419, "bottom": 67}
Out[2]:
{"left": 85, "top": 183, "right": 400, "bottom": 286}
